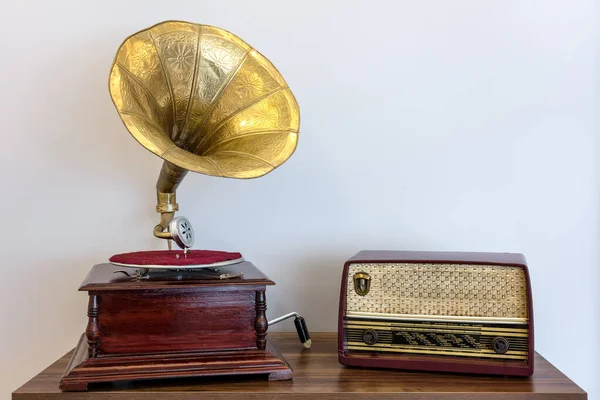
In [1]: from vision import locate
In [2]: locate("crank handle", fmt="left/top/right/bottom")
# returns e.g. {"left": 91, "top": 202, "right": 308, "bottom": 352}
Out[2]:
{"left": 268, "top": 312, "right": 311, "bottom": 349}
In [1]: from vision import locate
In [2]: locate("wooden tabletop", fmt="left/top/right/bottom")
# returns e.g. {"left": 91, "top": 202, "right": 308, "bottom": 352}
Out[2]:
{"left": 13, "top": 333, "right": 586, "bottom": 399}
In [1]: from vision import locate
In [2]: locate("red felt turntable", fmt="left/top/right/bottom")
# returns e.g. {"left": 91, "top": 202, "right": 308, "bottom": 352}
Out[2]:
{"left": 109, "top": 249, "right": 244, "bottom": 269}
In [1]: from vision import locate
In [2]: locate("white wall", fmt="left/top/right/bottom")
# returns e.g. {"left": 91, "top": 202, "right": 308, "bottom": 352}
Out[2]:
{"left": 0, "top": 0, "right": 597, "bottom": 398}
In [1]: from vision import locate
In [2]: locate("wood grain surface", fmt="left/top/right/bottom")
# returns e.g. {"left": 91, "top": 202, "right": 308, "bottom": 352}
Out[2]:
{"left": 13, "top": 333, "right": 585, "bottom": 399}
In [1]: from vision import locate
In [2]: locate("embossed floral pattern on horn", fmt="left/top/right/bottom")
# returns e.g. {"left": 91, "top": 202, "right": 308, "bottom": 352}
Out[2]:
{"left": 109, "top": 20, "right": 299, "bottom": 179}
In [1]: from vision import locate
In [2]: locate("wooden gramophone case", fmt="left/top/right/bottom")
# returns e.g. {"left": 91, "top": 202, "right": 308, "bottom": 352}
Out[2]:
{"left": 60, "top": 262, "right": 291, "bottom": 390}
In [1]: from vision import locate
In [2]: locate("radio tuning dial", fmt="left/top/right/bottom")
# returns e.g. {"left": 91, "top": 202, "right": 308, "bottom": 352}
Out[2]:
{"left": 362, "top": 329, "right": 378, "bottom": 345}
{"left": 492, "top": 337, "right": 510, "bottom": 354}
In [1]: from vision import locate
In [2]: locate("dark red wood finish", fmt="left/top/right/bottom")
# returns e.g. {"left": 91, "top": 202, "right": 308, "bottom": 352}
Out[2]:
{"left": 96, "top": 289, "right": 257, "bottom": 354}
{"left": 254, "top": 290, "right": 268, "bottom": 350}
{"left": 60, "top": 262, "right": 292, "bottom": 391}
{"left": 338, "top": 251, "right": 535, "bottom": 377}
{"left": 85, "top": 295, "right": 99, "bottom": 358}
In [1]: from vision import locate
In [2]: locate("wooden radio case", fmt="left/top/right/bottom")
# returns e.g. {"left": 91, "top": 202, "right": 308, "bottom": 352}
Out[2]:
{"left": 338, "top": 251, "right": 534, "bottom": 376}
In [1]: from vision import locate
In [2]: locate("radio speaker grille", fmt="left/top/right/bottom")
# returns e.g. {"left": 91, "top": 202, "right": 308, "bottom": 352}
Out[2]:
{"left": 346, "top": 263, "right": 527, "bottom": 319}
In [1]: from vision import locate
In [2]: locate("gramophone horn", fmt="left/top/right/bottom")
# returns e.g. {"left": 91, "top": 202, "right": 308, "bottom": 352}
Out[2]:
{"left": 109, "top": 21, "right": 300, "bottom": 243}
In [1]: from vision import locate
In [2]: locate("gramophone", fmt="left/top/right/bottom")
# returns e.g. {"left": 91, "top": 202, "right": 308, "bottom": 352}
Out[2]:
{"left": 60, "top": 21, "right": 308, "bottom": 391}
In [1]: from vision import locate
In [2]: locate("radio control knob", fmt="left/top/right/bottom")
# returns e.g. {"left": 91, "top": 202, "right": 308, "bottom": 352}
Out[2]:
{"left": 362, "top": 329, "right": 378, "bottom": 345}
{"left": 492, "top": 337, "right": 510, "bottom": 354}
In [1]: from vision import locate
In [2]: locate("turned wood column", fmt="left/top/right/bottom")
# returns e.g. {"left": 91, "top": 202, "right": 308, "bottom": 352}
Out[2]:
{"left": 86, "top": 294, "right": 100, "bottom": 358}
{"left": 254, "top": 290, "right": 267, "bottom": 350}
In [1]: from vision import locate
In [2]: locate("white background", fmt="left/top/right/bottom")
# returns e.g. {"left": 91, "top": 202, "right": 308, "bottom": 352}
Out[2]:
{"left": 0, "top": 0, "right": 597, "bottom": 398}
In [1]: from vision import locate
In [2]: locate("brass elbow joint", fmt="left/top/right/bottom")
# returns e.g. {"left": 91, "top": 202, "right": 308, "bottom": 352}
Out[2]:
{"left": 154, "top": 192, "right": 179, "bottom": 240}
{"left": 153, "top": 191, "right": 195, "bottom": 250}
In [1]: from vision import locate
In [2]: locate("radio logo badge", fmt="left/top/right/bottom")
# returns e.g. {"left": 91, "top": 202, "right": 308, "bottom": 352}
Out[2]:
{"left": 353, "top": 272, "right": 371, "bottom": 296}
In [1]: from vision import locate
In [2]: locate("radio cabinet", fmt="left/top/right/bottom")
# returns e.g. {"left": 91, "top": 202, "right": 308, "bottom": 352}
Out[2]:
{"left": 338, "top": 251, "right": 534, "bottom": 376}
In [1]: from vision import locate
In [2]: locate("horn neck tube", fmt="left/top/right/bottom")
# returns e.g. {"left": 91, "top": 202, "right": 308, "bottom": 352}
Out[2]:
{"left": 154, "top": 161, "right": 189, "bottom": 241}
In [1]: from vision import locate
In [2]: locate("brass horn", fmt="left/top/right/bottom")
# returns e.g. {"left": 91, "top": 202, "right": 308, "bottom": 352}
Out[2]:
{"left": 109, "top": 21, "right": 300, "bottom": 247}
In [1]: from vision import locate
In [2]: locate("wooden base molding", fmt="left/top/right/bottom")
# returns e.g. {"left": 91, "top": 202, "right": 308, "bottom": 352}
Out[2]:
{"left": 60, "top": 334, "right": 292, "bottom": 391}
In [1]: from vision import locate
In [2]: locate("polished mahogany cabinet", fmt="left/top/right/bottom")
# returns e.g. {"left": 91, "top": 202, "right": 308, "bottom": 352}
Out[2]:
{"left": 60, "top": 262, "right": 291, "bottom": 391}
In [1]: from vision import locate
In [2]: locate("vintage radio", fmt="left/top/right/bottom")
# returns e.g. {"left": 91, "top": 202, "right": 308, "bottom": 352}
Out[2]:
{"left": 338, "top": 251, "right": 534, "bottom": 376}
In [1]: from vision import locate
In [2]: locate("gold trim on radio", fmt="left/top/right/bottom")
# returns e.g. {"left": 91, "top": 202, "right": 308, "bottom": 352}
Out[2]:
{"left": 347, "top": 311, "right": 528, "bottom": 325}
{"left": 346, "top": 321, "right": 529, "bottom": 333}
{"left": 344, "top": 324, "right": 528, "bottom": 338}
{"left": 347, "top": 344, "right": 528, "bottom": 360}
{"left": 347, "top": 342, "right": 528, "bottom": 355}
{"left": 345, "top": 320, "right": 529, "bottom": 333}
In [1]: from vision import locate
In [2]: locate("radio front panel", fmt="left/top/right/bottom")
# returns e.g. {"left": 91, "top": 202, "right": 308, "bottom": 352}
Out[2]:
{"left": 338, "top": 254, "right": 534, "bottom": 376}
